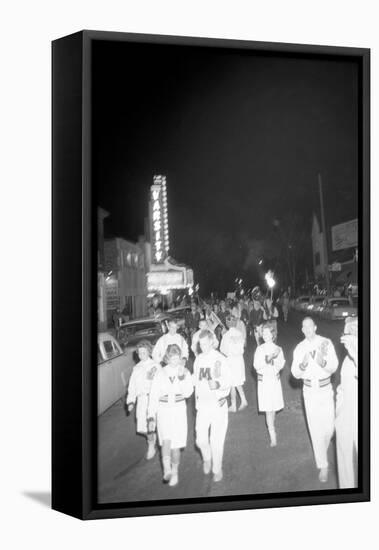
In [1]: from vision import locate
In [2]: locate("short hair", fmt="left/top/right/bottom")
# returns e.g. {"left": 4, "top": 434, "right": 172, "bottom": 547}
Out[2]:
{"left": 226, "top": 315, "right": 237, "bottom": 327}
{"left": 198, "top": 329, "right": 214, "bottom": 341}
{"left": 302, "top": 316, "right": 316, "bottom": 325}
{"left": 136, "top": 339, "right": 153, "bottom": 355}
{"left": 261, "top": 322, "right": 275, "bottom": 336}
{"left": 168, "top": 318, "right": 178, "bottom": 326}
{"left": 162, "top": 343, "right": 182, "bottom": 364}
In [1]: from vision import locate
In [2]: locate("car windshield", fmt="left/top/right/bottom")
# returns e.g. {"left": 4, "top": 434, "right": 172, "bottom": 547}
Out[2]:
{"left": 313, "top": 297, "right": 324, "bottom": 303}
{"left": 299, "top": 297, "right": 309, "bottom": 302}
{"left": 124, "top": 321, "right": 161, "bottom": 337}
{"left": 330, "top": 299, "right": 350, "bottom": 307}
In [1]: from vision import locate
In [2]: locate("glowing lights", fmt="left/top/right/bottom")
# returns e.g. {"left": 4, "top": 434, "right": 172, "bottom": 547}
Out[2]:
{"left": 151, "top": 175, "right": 170, "bottom": 263}
{"left": 265, "top": 270, "right": 276, "bottom": 289}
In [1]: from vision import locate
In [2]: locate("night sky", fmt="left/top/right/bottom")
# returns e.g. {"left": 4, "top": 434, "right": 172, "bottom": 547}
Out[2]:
{"left": 93, "top": 39, "right": 359, "bottom": 295}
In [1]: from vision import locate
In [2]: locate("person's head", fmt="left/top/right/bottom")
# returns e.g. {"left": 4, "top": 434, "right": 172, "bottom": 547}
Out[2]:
{"left": 199, "top": 319, "right": 208, "bottom": 331}
{"left": 232, "top": 306, "right": 240, "bottom": 319}
{"left": 262, "top": 323, "right": 275, "bottom": 343}
{"left": 265, "top": 298, "right": 272, "bottom": 308}
{"left": 226, "top": 315, "right": 237, "bottom": 329}
{"left": 253, "top": 300, "right": 261, "bottom": 310}
{"left": 220, "top": 300, "right": 226, "bottom": 311}
{"left": 168, "top": 319, "right": 178, "bottom": 335}
{"left": 136, "top": 340, "right": 153, "bottom": 361}
{"left": 191, "top": 303, "right": 197, "bottom": 313}
{"left": 344, "top": 316, "right": 358, "bottom": 337}
{"left": 199, "top": 330, "right": 214, "bottom": 354}
{"left": 212, "top": 303, "right": 219, "bottom": 313}
{"left": 302, "top": 317, "right": 317, "bottom": 340}
{"left": 163, "top": 344, "right": 182, "bottom": 367}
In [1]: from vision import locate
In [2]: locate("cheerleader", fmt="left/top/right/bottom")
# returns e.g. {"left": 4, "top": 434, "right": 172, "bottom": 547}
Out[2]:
{"left": 147, "top": 344, "right": 193, "bottom": 487}
{"left": 253, "top": 323, "right": 285, "bottom": 446}
{"left": 126, "top": 340, "right": 161, "bottom": 460}
{"left": 220, "top": 315, "right": 248, "bottom": 412}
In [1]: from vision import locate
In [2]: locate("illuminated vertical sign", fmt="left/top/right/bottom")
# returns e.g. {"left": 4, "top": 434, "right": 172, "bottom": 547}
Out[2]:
{"left": 150, "top": 175, "right": 169, "bottom": 263}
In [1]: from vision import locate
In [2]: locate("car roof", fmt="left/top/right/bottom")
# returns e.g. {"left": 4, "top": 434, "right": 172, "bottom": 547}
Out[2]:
{"left": 98, "top": 332, "right": 117, "bottom": 342}
{"left": 121, "top": 315, "right": 170, "bottom": 327}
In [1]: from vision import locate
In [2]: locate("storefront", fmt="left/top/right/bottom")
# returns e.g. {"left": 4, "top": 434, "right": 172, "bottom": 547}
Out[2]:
{"left": 147, "top": 257, "right": 194, "bottom": 308}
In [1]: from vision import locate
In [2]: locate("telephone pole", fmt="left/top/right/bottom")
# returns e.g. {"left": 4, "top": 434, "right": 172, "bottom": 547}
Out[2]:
{"left": 318, "top": 173, "right": 330, "bottom": 295}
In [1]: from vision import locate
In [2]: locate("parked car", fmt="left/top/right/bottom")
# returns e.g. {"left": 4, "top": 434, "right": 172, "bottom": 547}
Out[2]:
{"left": 293, "top": 295, "right": 311, "bottom": 312}
{"left": 306, "top": 295, "right": 326, "bottom": 315}
{"left": 97, "top": 332, "right": 135, "bottom": 415}
{"left": 119, "top": 315, "right": 171, "bottom": 349}
{"left": 318, "top": 297, "right": 358, "bottom": 321}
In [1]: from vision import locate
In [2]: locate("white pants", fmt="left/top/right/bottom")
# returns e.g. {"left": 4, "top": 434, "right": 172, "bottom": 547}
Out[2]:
{"left": 196, "top": 402, "right": 228, "bottom": 474}
{"left": 303, "top": 385, "right": 335, "bottom": 469}
{"left": 335, "top": 380, "right": 358, "bottom": 488}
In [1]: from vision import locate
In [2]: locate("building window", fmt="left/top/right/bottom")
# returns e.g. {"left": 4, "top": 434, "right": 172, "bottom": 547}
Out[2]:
{"left": 315, "top": 252, "right": 320, "bottom": 266}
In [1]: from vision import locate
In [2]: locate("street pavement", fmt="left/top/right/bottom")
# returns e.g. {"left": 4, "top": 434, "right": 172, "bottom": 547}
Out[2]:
{"left": 98, "top": 311, "right": 346, "bottom": 504}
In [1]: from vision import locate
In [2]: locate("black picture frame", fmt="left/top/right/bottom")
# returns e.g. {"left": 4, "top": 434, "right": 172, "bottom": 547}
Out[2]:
{"left": 52, "top": 30, "right": 370, "bottom": 520}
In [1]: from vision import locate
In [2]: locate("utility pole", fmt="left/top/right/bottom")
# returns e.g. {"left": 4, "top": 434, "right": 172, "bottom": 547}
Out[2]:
{"left": 318, "top": 173, "right": 330, "bottom": 295}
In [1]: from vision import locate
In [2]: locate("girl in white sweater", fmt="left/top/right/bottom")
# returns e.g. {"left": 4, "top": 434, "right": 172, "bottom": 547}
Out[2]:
{"left": 253, "top": 324, "right": 285, "bottom": 447}
{"left": 147, "top": 344, "right": 193, "bottom": 487}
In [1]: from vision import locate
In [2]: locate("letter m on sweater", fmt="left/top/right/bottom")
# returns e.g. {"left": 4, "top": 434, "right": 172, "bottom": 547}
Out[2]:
{"left": 199, "top": 367, "right": 212, "bottom": 380}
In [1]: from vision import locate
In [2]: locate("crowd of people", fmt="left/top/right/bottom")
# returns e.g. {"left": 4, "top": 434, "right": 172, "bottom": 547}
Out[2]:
{"left": 125, "top": 292, "right": 358, "bottom": 491}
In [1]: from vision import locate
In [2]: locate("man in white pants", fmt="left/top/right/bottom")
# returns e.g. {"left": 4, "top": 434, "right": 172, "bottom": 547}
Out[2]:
{"left": 152, "top": 319, "right": 189, "bottom": 364}
{"left": 193, "top": 329, "right": 231, "bottom": 482}
{"left": 291, "top": 317, "right": 338, "bottom": 483}
{"left": 335, "top": 316, "right": 358, "bottom": 488}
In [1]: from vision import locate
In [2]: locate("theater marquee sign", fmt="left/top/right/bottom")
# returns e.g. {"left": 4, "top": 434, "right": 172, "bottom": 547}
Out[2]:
{"left": 149, "top": 175, "right": 169, "bottom": 263}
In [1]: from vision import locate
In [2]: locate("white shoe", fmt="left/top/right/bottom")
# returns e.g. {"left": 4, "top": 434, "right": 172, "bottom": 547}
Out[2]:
{"left": 319, "top": 467, "right": 328, "bottom": 483}
{"left": 203, "top": 460, "right": 212, "bottom": 475}
{"left": 213, "top": 470, "right": 223, "bottom": 482}
{"left": 146, "top": 443, "right": 156, "bottom": 460}
{"left": 169, "top": 473, "right": 178, "bottom": 487}
{"left": 238, "top": 402, "right": 248, "bottom": 411}
{"left": 229, "top": 405, "right": 237, "bottom": 413}
{"left": 162, "top": 458, "right": 171, "bottom": 482}
{"left": 268, "top": 429, "right": 277, "bottom": 447}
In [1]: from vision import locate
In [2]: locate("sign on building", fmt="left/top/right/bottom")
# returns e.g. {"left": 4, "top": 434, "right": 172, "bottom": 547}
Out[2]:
{"left": 331, "top": 219, "right": 358, "bottom": 251}
{"left": 147, "top": 270, "right": 185, "bottom": 291}
{"left": 150, "top": 175, "right": 169, "bottom": 263}
{"left": 105, "top": 278, "right": 119, "bottom": 310}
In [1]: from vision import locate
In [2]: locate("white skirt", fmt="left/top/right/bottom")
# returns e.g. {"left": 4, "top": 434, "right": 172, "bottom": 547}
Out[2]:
{"left": 156, "top": 401, "right": 188, "bottom": 449}
{"left": 227, "top": 355, "right": 246, "bottom": 387}
{"left": 135, "top": 394, "right": 149, "bottom": 434}
{"left": 257, "top": 375, "right": 284, "bottom": 412}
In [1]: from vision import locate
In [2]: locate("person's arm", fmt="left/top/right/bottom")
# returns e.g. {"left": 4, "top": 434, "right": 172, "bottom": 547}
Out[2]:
{"left": 147, "top": 373, "right": 160, "bottom": 421}
{"left": 274, "top": 347, "right": 285, "bottom": 373}
{"left": 253, "top": 346, "right": 265, "bottom": 374}
{"left": 126, "top": 369, "right": 137, "bottom": 408}
{"left": 291, "top": 345, "right": 308, "bottom": 379}
{"left": 191, "top": 333, "right": 198, "bottom": 355}
{"left": 181, "top": 335, "right": 189, "bottom": 360}
{"left": 178, "top": 367, "right": 194, "bottom": 398}
{"left": 209, "top": 356, "right": 231, "bottom": 397}
{"left": 316, "top": 338, "right": 339, "bottom": 375}
{"left": 152, "top": 337, "right": 163, "bottom": 363}
{"left": 220, "top": 334, "right": 227, "bottom": 356}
